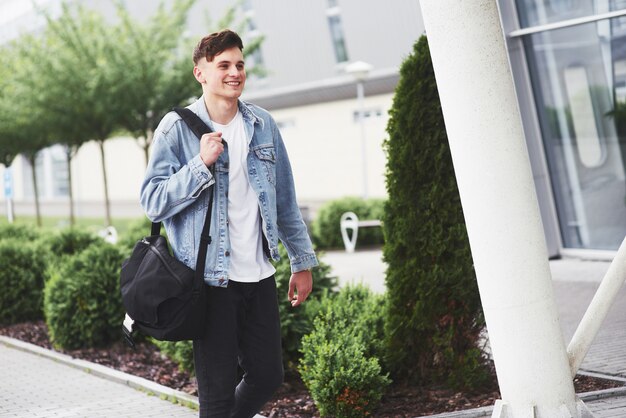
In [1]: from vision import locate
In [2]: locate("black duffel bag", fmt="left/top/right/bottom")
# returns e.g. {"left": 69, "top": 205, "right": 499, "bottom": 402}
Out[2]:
{"left": 120, "top": 107, "right": 215, "bottom": 346}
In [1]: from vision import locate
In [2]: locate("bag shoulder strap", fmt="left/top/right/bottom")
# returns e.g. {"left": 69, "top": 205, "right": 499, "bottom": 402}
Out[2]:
{"left": 149, "top": 107, "right": 216, "bottom": 282}
{"left": 173, "top": 107, "right": 212, "bottom": 138}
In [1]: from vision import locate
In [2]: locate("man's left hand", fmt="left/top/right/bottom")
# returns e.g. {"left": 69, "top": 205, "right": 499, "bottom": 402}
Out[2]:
{"left": 288, "top": 270, "right": 313, "bottom": 307}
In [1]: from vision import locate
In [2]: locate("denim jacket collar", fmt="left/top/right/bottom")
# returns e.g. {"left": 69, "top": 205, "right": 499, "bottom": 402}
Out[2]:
{"left": 190, "top": 96, "right": 265, "bottom": 132}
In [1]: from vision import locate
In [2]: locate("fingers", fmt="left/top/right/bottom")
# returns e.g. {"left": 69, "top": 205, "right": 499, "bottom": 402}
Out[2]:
{"left": 201, "top": 132, "right": 223, "bottom": 143}
{"left": 288, "top": 272, "right": 313, "bottom": 307}
{"left": 288, "top": 280, "right": 296, "bottom": 303}
{"left": 290, "top": 286, "right": 311, "bottom": 307}
{"left": 200, "top": 132, "right": 224, "bottom": 166}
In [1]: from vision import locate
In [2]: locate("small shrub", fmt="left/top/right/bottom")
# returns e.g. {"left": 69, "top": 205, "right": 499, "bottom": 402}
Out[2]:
{"left": 152, "top": 340, "right": 195, "bottom": 373}
{"left": 0, "top": 240, "right": 47, "bottom": 325}
{"left": 299, "top": 286, "right": 390, "bottom": 417}
{"left": 40, "top": 227, "right": 101, "bottom": 258}
{"left": 0, "top": 224, "right": 41, "bottom": 242}
{"left": 312, "top": 197, "right": 385, "bottom": 249}
{"left": 314, "top": 285, "right": 386, "bottom": 361}
{"left": 116, "top": 217, "right": 153, "bottom": 256}
{"left": 44, "top": 241, "right": 126, "bottom": 350}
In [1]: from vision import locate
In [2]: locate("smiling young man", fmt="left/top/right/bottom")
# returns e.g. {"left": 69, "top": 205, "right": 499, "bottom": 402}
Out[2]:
{"left": 140, "top": 30, "right": 318, "bottom": 417}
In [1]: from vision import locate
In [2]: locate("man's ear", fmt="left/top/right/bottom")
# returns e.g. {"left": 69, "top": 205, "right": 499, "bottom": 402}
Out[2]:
{"left": 193, "top": 66, "right": 205, "bottom": 84}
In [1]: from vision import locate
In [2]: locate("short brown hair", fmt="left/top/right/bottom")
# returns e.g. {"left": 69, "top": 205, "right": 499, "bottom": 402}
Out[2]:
{"left": 192, "top": 29, "right": 244, "bottom": 64}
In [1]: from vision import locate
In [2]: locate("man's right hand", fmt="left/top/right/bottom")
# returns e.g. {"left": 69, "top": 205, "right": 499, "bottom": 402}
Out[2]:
{"left": 200, "top": 132, "right": 224, "bottom": 166}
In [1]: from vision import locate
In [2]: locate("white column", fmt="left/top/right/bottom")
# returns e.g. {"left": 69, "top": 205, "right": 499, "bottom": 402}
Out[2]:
{"left": 419, "top": 1, "right": 591, "bottom": 417}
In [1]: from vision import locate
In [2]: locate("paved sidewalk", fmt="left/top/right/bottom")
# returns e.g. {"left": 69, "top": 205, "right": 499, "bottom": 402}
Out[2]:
{"left": 0, "top": 337, "right": 200, "bottom": 418}
{"left": 1, "top": 251, "right": 625, "bottom": 417}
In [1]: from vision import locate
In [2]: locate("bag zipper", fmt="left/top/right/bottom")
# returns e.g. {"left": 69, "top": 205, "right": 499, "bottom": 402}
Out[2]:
{"left": 146, "top": 243, "right": 186, "bottom": 288}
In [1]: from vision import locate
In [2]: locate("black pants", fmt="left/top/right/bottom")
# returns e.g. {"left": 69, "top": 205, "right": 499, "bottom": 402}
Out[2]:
{"left": 193, "top": 276, "right": 284, "bottom": 418}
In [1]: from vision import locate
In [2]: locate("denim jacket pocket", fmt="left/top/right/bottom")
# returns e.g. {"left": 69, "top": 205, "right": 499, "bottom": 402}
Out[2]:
{"left": 252, "top": 144, "right": 276, "bottom": 185}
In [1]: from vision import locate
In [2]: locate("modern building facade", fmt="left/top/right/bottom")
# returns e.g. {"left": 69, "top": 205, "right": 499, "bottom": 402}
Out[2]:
{"left": 499, "top": 0, "right": 626, "bottom": 257}
{"left": 0, "top": 0, "right": 625, "bottom": 258}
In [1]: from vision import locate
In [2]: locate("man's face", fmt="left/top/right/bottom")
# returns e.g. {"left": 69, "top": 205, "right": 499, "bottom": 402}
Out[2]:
{"left": 194, "top": 47, "right": 246, "bottom": 101}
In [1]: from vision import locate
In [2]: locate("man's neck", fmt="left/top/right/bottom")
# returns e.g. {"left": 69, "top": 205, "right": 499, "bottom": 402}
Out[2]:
{"left": 204, "top": 96, "right": 239, "bottom": 125}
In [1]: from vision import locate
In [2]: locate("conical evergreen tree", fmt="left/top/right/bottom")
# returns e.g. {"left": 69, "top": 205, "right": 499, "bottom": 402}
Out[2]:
{"left": 383, "top": 36, "right": 488, "bottom": 389}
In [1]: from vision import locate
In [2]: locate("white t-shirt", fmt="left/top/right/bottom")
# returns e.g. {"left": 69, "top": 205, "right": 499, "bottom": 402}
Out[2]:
{"left": 212, "top": 110, "right": 276, "bottom": 283}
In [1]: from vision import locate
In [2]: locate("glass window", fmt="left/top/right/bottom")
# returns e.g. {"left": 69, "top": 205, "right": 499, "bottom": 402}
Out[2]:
{"left": 50, "top": 145, "right": 69, "bottom": 197}
{"left": 21, "top": 145, "right": 69, "bottom": 199}
{"left": 516, "top": 0, "right": 624, "bottom": 28}
{"left": 522, "top": 16, "right": 626, "bottom": 250}
{"left": 327, "top": 11, "right": 349, "bottom": 63}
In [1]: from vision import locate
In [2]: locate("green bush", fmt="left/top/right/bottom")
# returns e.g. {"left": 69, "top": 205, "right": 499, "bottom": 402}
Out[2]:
{"left": 0, "top": 223, "right": 42, "bottom": 242}
{"left": 382, "top": 35, "right": 488, "bottom": 389}
{"left": 314, "top": 285, "right": 386, "bottom": 360}
{"left": 116, "top": 216, "right": 153, "bottom": 256}
{"left": 299, "top": 285, "right": 389, "bottom": 417}
{"left": 39, "top": 227, "right": 101, "bottom": 260}
{"left": 312, "top": 197, "right": 385, "bottom": 249}
{"left": 152, "top": 340, "right": 195, "bottom": 373}
{"left": 0, "top": 240, "right": 47, "bottom": 325}
{"left": 44, "top": 241, "right": 126, "bottom": 350}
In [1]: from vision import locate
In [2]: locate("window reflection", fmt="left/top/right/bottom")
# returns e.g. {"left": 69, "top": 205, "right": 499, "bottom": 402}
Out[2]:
{"left": 522, "top": 16, "right": 626, "bottom": 249}
{"left": 516, "top": 0, "right": 623, "bottom": 28}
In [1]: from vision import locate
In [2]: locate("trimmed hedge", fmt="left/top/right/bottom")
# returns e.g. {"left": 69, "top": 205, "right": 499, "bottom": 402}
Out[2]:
{"left": 382, "top": 35, "right": 488, "bottom": 389}
{"left": 0, "top": 223, "right": 41, "bottom": 242}
{"left": 312, "top": 197, "right": 385, "bottom": 249}
{"left": 0, "top": 240, "right": 47, "bottom": 325}
{"left": 40, "top": 227, "right": 101, "bottom": 258}
{"left": 299, "top": 285, "right": 389, "bottom": 417}
{"left": 152, "top": 339, "right": 195, "bottom": 373}
{"left": 44, "top": 241, "right": 126, "bottom": 350}
{"left": 116, "top": 216, "right": 153, "bottom": 256}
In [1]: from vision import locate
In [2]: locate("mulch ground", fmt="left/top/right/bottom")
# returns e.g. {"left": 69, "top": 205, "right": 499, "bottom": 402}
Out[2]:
{"left": 1, "top": 321, "right": 622, "bottom": 417}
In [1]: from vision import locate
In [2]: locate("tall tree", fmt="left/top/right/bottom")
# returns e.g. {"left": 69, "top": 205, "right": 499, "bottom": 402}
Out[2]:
{"left": 111, "top": 0, "right": 197, "bottom": 166}
{"left": 0, "top": 42, "right": 53, "bottom": 226}
{"left": 382, "top": 36, "right": 488, "bottom": 389}
{"left": 39, "top": 4, "right": 131, "bottom": 227}
{"left": 15, "top": 31, "right": 92, "bottom": 226}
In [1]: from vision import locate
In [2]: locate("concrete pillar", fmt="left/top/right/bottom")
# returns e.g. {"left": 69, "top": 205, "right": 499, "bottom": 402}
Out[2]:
{"left": 418, "top": 1, "right": 592, "bottom": 416}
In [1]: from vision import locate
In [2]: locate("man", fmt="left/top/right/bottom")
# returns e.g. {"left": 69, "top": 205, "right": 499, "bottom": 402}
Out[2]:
{"left": 140, "top": 29, "right": 318, "bottom": 417}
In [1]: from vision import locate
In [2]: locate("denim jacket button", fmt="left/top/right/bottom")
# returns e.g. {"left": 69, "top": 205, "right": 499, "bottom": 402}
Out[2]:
{"left": 225, "top": 251, "right": 231, "bottom": 256}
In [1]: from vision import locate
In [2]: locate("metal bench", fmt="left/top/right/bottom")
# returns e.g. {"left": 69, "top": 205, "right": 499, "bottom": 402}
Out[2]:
{"left": 340, "top": 211, "right": 382, "bottom": 253}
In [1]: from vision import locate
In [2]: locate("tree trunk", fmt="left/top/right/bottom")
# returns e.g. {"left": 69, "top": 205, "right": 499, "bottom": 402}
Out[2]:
{"left": 65, "top": 147, "right": 75, "bottom": 226}
{"left": 142, "top": 128, "right": 154, "bottom": 167}
{"left": 28, "top": 154, "right": 42, "bottom": 227}
{"left": 98, "top": 140, "right": 112, "bottom": 227}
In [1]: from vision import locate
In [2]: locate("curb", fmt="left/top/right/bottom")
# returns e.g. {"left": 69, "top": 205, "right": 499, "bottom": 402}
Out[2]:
{"left": 0, "top": 335, "right": 199, "bottom": 410}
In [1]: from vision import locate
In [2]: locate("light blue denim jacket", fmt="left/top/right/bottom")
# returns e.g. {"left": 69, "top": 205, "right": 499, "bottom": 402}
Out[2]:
{"left": 140, "top": 97, "right": 318, "bottom": 287}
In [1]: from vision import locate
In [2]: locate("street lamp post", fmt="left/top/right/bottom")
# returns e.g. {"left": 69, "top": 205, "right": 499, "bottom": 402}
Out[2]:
{"left": 346, "top": 61, "right": 373, "bottom": 199}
